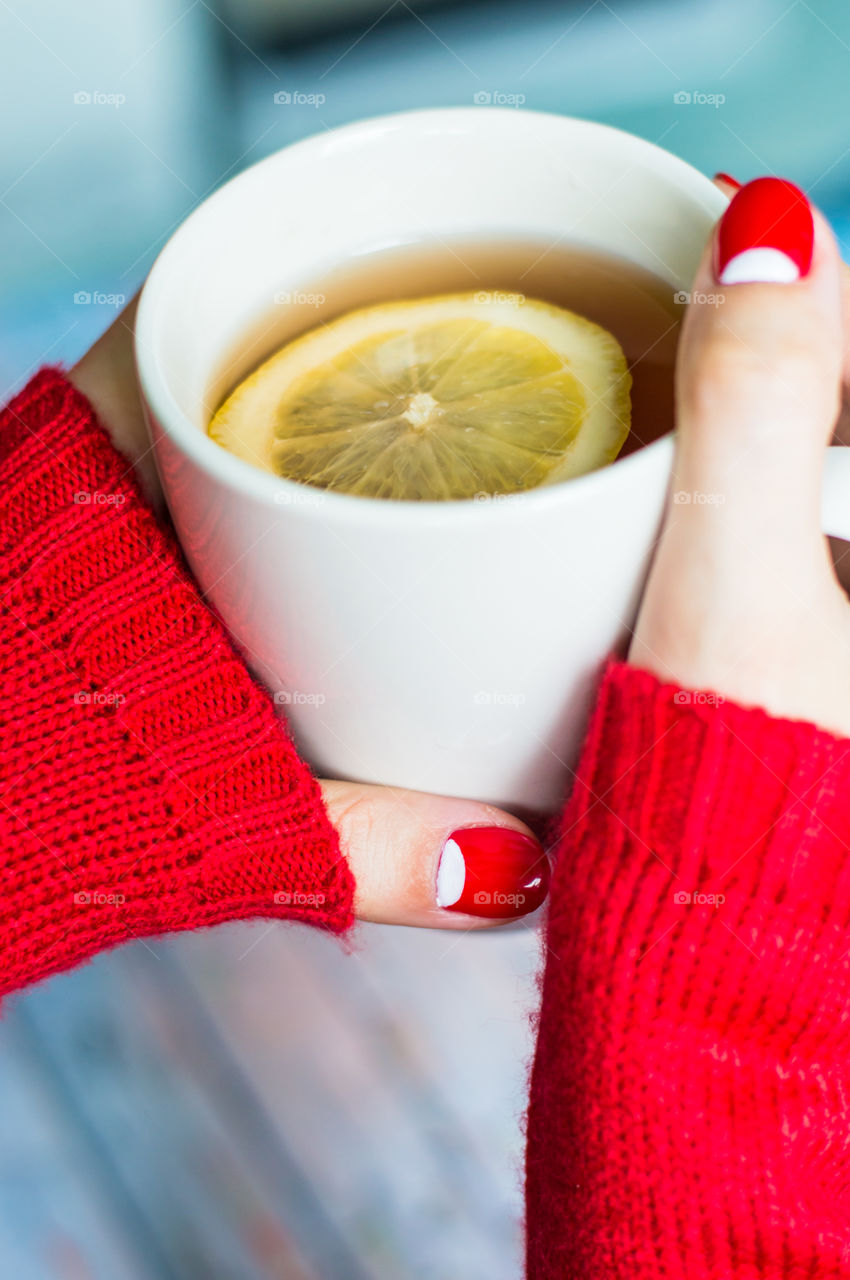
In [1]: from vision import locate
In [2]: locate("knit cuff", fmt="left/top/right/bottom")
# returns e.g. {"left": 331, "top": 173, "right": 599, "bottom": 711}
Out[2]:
{"left": 558, "top": 658, "right": 850, "bottom": 926}
{"left": 528, "top": 663, "right": 850, "bottom": 1277}
{"left": 0, "top": 369, "right": 354, "bottom": 997}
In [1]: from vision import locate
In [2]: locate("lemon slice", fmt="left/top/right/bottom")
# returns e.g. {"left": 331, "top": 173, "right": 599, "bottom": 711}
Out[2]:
{"left": 209, "top": 292, "right": 632, "bottom": 501}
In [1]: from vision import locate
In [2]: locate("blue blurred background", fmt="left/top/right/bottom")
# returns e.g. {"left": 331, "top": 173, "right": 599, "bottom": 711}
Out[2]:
{"left": 1, "top": 1, "right": 849, "bottom": 1276}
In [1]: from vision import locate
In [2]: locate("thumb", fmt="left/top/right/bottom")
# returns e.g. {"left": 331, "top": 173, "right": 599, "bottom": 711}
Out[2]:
{"left": 675, "top": 177, "right": 843, "bottom": 556}
{"left": 630, "top": 178, "right": 850, "bottom": 719}
{"left": 319, "top": 779, "right": 549, "bottom": 929}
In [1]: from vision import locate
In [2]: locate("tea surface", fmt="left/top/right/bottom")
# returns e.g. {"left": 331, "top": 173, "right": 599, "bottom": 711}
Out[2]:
{"left": 207, "top": 239, "right": 683, "bottom": 493}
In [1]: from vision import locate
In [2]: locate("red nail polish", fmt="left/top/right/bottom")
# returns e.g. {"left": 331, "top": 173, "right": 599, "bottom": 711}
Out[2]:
{"left": 436, "top": 826, "right": 549, "bottom": 918}
{"left": 714, "top": 177, "right": 814, "bottom": 285}
{"left": 713, "top": 172, "right": 742, "bottom": 190}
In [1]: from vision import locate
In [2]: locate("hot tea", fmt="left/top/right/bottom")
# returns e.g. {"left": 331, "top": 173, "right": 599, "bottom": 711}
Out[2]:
{"left": 207, "top": 238, "right": 683, "bottom": 500}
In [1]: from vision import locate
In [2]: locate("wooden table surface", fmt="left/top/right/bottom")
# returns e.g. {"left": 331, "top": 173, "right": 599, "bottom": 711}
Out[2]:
{"left": 0, "top": 918, "right": 541, "bottom": 1279}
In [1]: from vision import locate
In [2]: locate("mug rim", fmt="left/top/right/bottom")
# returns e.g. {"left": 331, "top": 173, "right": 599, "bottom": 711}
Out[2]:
{"left": 135, "top": 106, "right": 719, "bottom": 526}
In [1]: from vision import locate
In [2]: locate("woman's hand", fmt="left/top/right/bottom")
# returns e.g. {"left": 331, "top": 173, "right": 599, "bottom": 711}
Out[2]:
{"left": 630, "top": 176, "right": 850, "bottom": 738}
{"left": 68, "top": 301, "right": 549, "bottom": 931}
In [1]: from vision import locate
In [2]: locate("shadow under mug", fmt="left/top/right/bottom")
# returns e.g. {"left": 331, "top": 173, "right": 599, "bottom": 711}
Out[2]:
{"left": 134, "top": 107, "right": 850, "bottom": 814}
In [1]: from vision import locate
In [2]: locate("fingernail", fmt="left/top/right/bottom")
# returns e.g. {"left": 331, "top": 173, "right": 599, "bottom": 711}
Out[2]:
{"left": 435, "top": 826, "right": 549, "bottom": 918}
{"left": 714, "top": 177, "right": 814, "bottom": 285}
{"left": 713, "top": 171, "right": 742, "bottom": 190}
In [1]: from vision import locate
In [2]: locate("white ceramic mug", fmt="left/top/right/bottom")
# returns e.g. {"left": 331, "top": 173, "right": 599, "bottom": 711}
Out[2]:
{"left": 135, "top": 107, "right": 850, "bottom": 814}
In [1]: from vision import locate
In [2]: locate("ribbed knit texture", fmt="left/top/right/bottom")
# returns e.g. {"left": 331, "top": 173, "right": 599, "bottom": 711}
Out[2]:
{"left": 526, "top": 660, "right": 850, "bottom": 1278}
{"left": 0, "top": 368, "right": 354, "bottom": 998}
{"left": 8, "top": 371, "right": 850, "bottom": 1276}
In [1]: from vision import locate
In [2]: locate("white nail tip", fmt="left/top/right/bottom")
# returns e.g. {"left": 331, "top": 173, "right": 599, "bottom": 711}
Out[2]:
{"left": 718, "top": 247, "right": 800, "bottom": 285}
{"left": 436, "top": 837, "right": 466, "bottom": 907}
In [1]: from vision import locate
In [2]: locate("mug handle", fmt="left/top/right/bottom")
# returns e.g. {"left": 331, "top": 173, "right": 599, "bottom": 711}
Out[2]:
{"left": 822, "top": 447, "right": 850, "bottom": 540}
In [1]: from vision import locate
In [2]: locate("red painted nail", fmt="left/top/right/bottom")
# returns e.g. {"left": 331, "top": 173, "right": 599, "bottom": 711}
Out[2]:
{"left": 714, "top": 177, "right": 813, "bottom": 285}
{"left": 713, "top": 171, "right": 742, "bottom": 190}
{"left": 435, "top": 826, "right": 549, "bottom": 918}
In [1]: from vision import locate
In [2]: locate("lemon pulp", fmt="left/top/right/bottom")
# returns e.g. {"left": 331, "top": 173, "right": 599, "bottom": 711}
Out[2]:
{"left": 209, "top": 291, "right": 632, "bottom": 501}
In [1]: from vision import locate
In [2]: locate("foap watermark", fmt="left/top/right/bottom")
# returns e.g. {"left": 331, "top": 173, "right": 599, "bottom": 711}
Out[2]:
{"left": 74, "top": 490, "right": 125, "bottom": 506}
{"left": 474, "top": 290, "right": 525, "bottom": 306}
{"left": 74, "top": 90, "right": 126, "bottom": 108}
{"left": 673, "top": 90, "right": 725, "bottom": 108}
{"left": 472, "top": 491, "right": 523, "bottom": 504}
{"left": 473, "top": 90, "right": 526, "bottom": 107}
{"left": 673, "top": 690, "right": 726, "bottom": 707}
{"left": 673, "top": 490, "right": 725, "bottom": 506}
{"left": 474, "top": 690, "right": 526, "bottom": 707}
{"left": 473, "top": 890, "right": 526, "bottom": 907}
{"left": 272, "top": 486, "right": 328, "bottom": 507}
{"left": 673, "top": 889, "right": 726, "bottom": 908}
{"left": 274, "top": 690, "right": 327, "bottom": 706}
{"left": 73, "top": 890, "right": 126, "bottom": 905}
{"left": 674, "top": 289, "right": 724, "bottom": 308}
{"left": 73, "top": 290, "right": 126, "bottom": 308}
{"left": 273, "top": 90, "right": 326, "bottom": 108}
{"left": 274, "top": 289, "right": 326, "bottom": 307}
{"left": 74, "top": 690, "right": 125, "bottom": 707}
{"left": 274, "top": 890, "right": 326, "bottom": 906}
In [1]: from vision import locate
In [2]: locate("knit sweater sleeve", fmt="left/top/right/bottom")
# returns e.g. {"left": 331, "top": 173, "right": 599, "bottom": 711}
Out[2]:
{"left": 0, "top": 368, "right": 354, "bottom": 999}
{"left": 526, "top": 660, "right": 850, "bottom": 1279}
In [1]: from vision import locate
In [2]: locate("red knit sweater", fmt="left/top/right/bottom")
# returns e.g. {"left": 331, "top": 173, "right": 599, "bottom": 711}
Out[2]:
{"left": 526, "top": 664, "right": 850, "bottom": 1277}
{"left": 0, "top": 369, "right": 354, "bottom": 997}
{"left": 4, "top": 369, "right": 850, "bottom": 1277}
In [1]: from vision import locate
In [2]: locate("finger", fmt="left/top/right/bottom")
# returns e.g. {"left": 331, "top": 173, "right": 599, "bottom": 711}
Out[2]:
{"left": 712, "top": 172, "right": 850, "bottom": 449}
{"left": 712, "top": 172, "right": 742, "bottom": 198}
{"left": 833, "top": 258, "right": 850, "bottom": 447}
{"left": 68, "top": 291, "right": 164, "bottom": 513}
{"left": 712, "top": 174, "right": 850, "bottom": 594}
{"left": 320, "top": 779, "right": 549, "bottom": 929}
{"left": 630, "top": 178, "right": 849, "bottom": 713}
{"left": 675, "top": 178, "right": 842, "bottom": 563}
